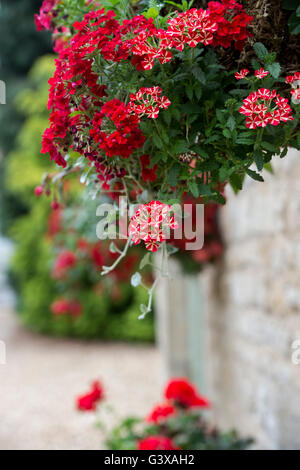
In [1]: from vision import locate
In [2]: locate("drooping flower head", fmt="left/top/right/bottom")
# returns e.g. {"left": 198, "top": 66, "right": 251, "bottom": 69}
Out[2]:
{"left": 129, "top": 201, "right": 179, "bottom": 252}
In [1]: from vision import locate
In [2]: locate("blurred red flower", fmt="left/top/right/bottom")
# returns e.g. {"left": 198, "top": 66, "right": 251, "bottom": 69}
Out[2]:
{"left": 165, "top": 378, "right": 210, "bottom": 408}
{"left": 137, "top": 436, "right": 180, "bottom": 450}
{"left": 77, "top": 381, "right": 104, "bottom": 411}
{"left": 52, "top": 250, "right": 77, "bottom": 278}
{"left": 147, "top": 403, "right": 176, "bottom": 423}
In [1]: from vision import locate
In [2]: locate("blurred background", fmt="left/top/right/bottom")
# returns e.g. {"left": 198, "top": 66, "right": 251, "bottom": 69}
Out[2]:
{"left": 0, "top": 0, "right": 300, "bottom": 450}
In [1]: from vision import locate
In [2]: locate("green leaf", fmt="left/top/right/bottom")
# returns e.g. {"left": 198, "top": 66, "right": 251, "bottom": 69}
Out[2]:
{"left": 226, "top": 116, "right": 236, "bottom": 132}
{"left": 143, "top": 7, "right": 159, "bottom": 19}
{"left": 109, "top": 242, "right": 118, "bottom": 254}
{"left": 222, "top": 129, "right": 231, "bottom": 139}
{"left": 253, "top": 42, "right": 269, "bottom": 61}
{"left": 131, "top": 272, "right": 142, "bottom": 287}
{"left": 192, "top": 66, "right": 206, "bottom": 84}
{"left": 229, "top": 173, "right": 243, "bottom": 192}
{"left": 139, "top": 253, "right": 151, "bottom": 270}
{"left": 188, "top": 180, "right": 199, "bottom": 198}
{"left": 185, "top": 84, "right": 193, "bottom": 101}
{"left": 253, "top": 150, "right": 264, "bottom": 171}
{"left": 261, "top": 141, "right": 279, "bottom": 153}
{"left": 246, "top": 168, "right": 264, "bottom": 182}
{"left": 153, "top": 133, "right": 163, "bottom": 149}
{"left": 266, "top": 62, "right": 281, "bottom": 79}
{"left": 171, "top": 140, "right": 189, "bottom": 154}
{"left": 168, "top": 164, "right": 181, "bottom": 186}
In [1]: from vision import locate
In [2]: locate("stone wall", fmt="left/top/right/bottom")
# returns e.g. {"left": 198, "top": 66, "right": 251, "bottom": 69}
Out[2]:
{"left": 202, "top": 148, "right": 300, "bottom": 449}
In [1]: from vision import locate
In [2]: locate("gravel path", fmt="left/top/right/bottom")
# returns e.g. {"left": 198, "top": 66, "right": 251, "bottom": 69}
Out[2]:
{"left": 0, "top": 310, "right": 162, "bottom": 450}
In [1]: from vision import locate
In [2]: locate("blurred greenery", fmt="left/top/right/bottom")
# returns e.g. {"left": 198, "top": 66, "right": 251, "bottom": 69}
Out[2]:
{"left": 0, "top": 0, "right": 52, "bottom": 232}
{"left": 9, "top": 199, "right": 154, "bottom": 341}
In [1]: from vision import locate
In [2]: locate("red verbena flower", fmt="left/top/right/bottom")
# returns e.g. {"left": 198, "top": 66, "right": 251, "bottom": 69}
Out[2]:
{"left": 137, "top": 436, "right": 180, "bottom": 450}
{"left": 164, "top": 378, "right": 210, "bottom": 408}
{"left": 147, "top": 403, "right": 176, "bottom": 423}
{"left": 207, "top": 0, "right": 253, "bottom": 50}
{"left": 35, "top": 0, "right": 59, "bottom": 32}
{"left": 77, "top": 381, "right": 104, "bottom": 411}
{"left": 239, "top": 89, "right": 294, "bottom": 129}
{"left": 254, "top": 68, "right": 269, "bottom": 79}
{"left": 129, "top": 201, "right": 178, "bottom": 252}
{"left": 127, "top": 87, "right": 171, "bottom": 119}
{"left": 234, "top": 69, "right": 249, "bottom": 80}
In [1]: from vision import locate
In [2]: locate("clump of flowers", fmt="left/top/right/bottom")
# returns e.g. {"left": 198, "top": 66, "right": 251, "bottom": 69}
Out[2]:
{"left": 36, "top": 1, "right": 300, "bottom": 317}
{"left": 129, "top": 201, "right": 178, "bottom": 252}
{"left": 207, "top": 0, "right": 253, "bottom": 49}
{"left": 239, "top": 89, "right": 294, "bottom": 129}
{"left": 79, "top": 377, "right": 253, "bottom": 450}
{"left": 127, "top": 87, "right": 171, "bottom": 119}
{"left": 286, "top": 72, "right": 300, "bottom": 104}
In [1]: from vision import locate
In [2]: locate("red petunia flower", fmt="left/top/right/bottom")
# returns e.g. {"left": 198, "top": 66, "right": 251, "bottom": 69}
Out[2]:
{"left": 147, "top": 403, "right": 176, "bottom": 423}
{"left": 77, "top": 381, "right": 104, "bottom": 411}
{"left": 137, "top": 436, "right": 180, "bottom": 450}
{"left": 164, "top": 378, "right": 210, "bottom": 408}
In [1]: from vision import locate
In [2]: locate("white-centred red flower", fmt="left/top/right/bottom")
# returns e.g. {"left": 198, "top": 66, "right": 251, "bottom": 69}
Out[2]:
{"left": 128, "top": 201, "right": 179, "bottom": 252}
{"left": 239, "top": 89, "right": 294, "bottom": 129}
{"left": 254, "top": 68, "right": 269, "bottom": 79}
{"left": 234, "top": 69, "right": 249, "bottom": 80}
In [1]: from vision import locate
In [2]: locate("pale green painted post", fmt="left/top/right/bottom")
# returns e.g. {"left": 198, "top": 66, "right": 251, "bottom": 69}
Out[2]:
{"left": 155, "top": 258, "right": 206, "bottom": 392}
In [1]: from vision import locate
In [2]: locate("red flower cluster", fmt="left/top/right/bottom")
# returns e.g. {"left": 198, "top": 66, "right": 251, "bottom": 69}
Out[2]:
{"left": 34, "top": 0, "right": 59, "bottom": 31}
{"left": 138, "top": 436, "right": 180, "bottom": 451}
{"left": 77, "top": 381, "right": 104, "bottom": 411}
{"left": 90, "top": 99, "right": 145, "bottom": 159}
{"left": 129, "top": 8, "right": 217, "bottom": 71}
{"left": 239, "top": 89, "right": 294, "bottom": 129}
{"left": 286, "top": 72, "right": 300, "bottom": 104}
{"left": 52, "top": 250, "right": 77, "bottom": 279}
{"left": 51, "top": 298, "right": 82, "bottom": 317}
{"left": 165, "top": 378, "right": 210, "bottom": 408}
{"left": 285, "top": 72, "right": 300, "bottom": 84}
{"left": 129, "top": 201, "right": 178, "bottom": 252}
{"left": 207, "top": 0, "right": 253, "bottom": 50}
{"left": 127, "top": 87, "right": 171, "bottom": 119}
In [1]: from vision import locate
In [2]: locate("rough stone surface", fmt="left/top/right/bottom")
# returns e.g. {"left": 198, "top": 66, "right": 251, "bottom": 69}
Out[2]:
{"left": 202, "top": 148, "right": 300, "bottom": 450}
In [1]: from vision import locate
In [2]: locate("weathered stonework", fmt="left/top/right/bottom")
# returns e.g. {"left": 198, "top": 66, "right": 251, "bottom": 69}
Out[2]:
{"left": 203, "top": 148, "right": 300, "bottom": 449}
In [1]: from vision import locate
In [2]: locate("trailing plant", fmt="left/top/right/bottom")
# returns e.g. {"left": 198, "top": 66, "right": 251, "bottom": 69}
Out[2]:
{"left": 35, "top": 0, "right": 300, "bottom": 315}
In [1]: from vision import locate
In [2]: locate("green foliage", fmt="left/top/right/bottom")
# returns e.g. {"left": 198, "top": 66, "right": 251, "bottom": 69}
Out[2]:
{"left": 9, "top": 199, "right": 154, "bottom": 342}
{"left": 106, "top": 411, "right": 254, "bottom": 450}
{"left": 282, "top": 0, "right": 300, "bottom": 35}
